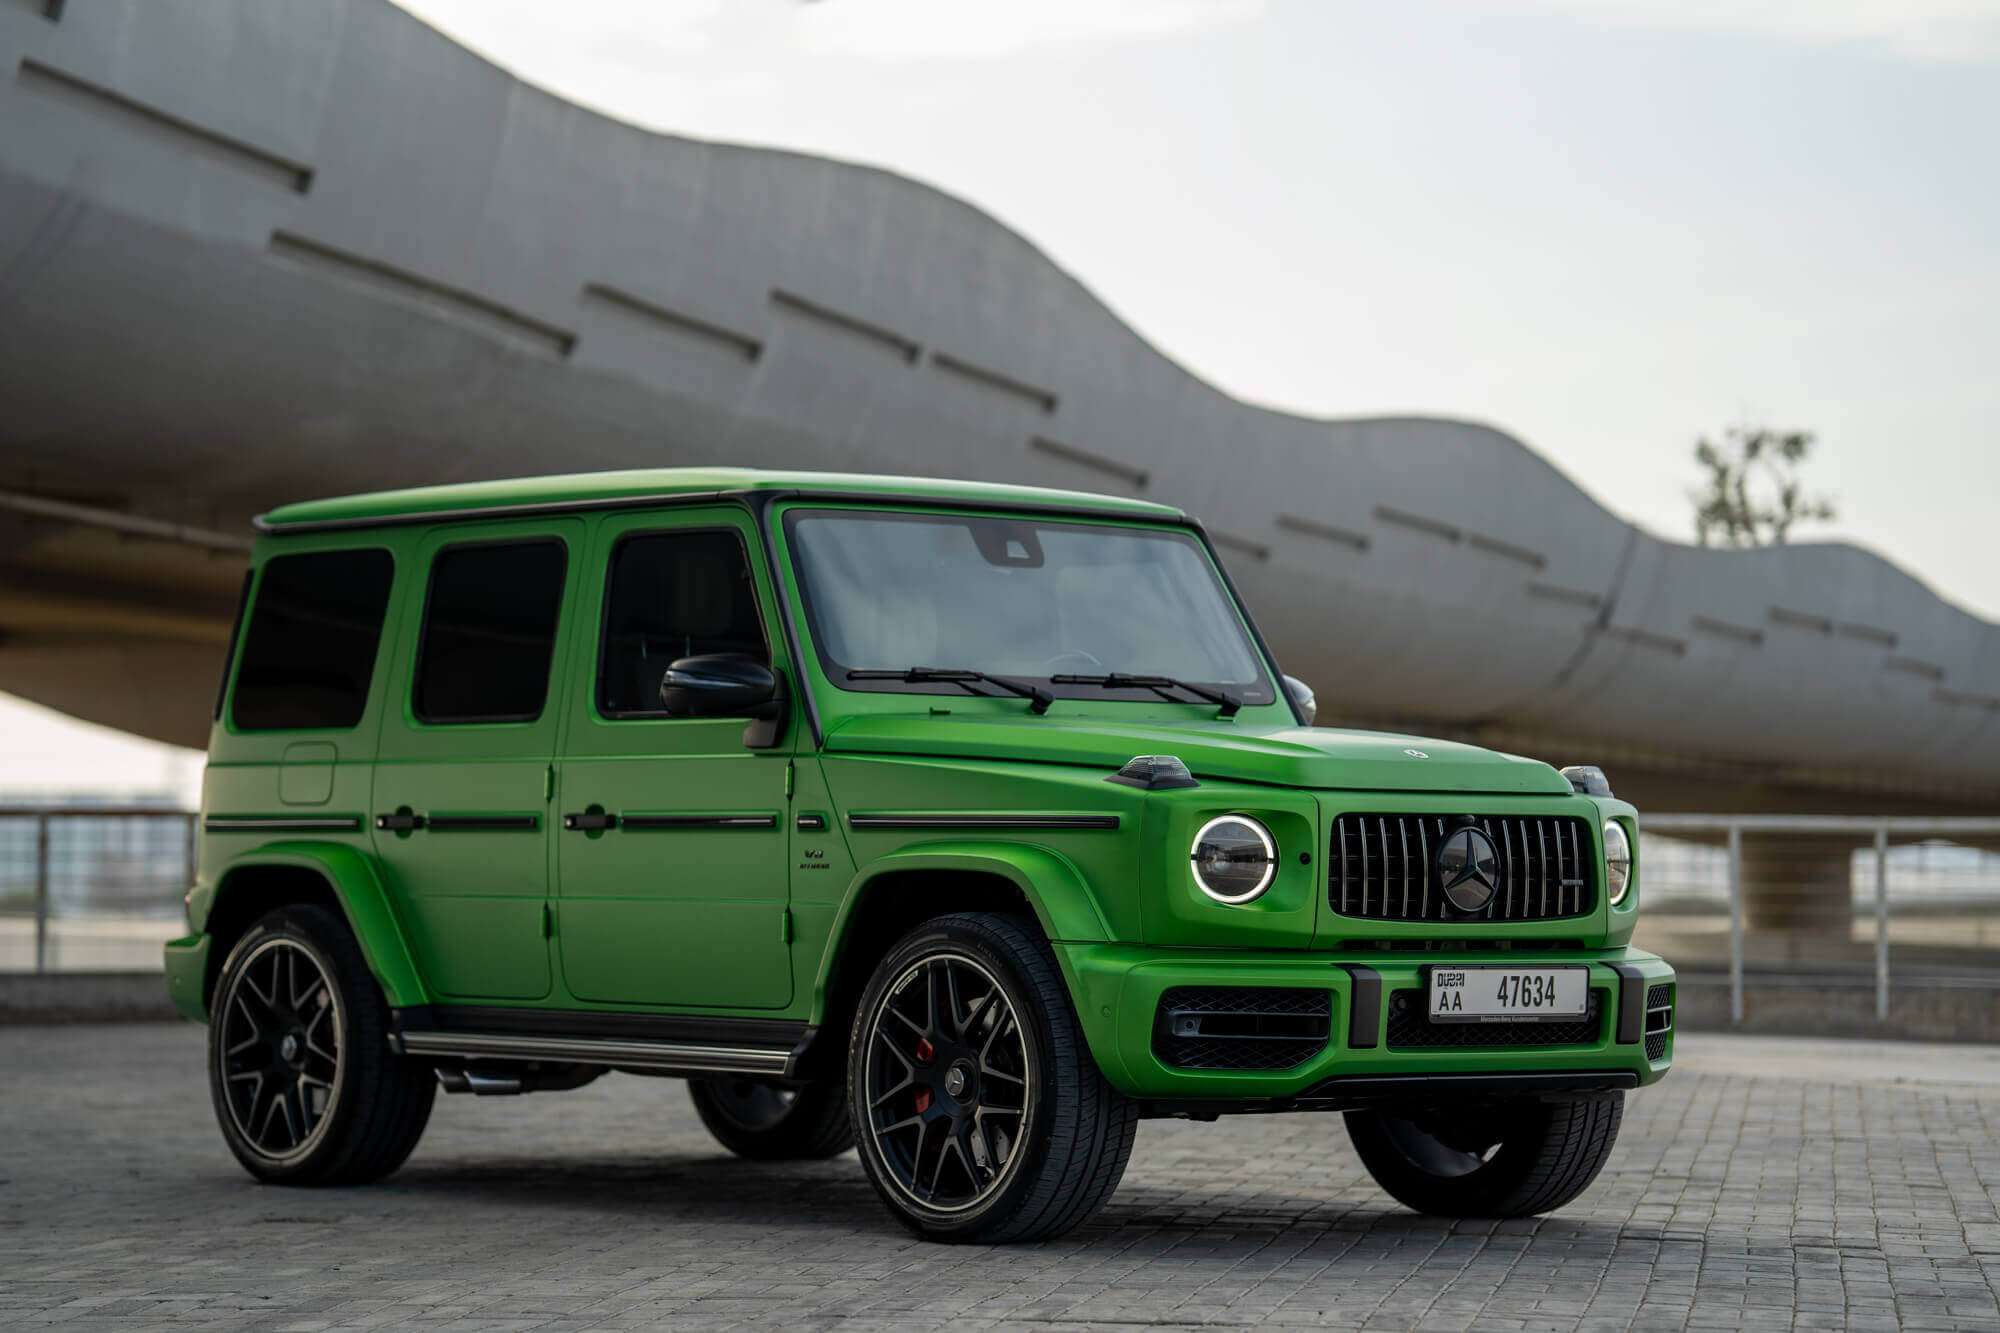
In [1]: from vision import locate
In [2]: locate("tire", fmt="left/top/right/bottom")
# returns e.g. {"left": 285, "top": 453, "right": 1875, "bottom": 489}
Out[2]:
{"left": 847, "top": 912, "right": 1138, "bottom": 1243}
{"left": 207, "top": 904, "right": 436, "bottom": 1186}
{"left": 687, "top": 1078, "right": 854, "bottom": 1160}
{"left": 1345, "top": 1092, "right": 1624, "bottom": 1217}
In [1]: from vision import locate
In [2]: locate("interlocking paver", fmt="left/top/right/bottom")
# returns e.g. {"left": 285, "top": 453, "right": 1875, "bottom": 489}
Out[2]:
{"left": 3, "top": 1025, "right": 1999, "bottom": 1329}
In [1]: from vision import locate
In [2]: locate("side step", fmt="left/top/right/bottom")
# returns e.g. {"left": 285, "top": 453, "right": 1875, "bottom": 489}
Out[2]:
{"left": 394, "top": 1030, "right": 793, "bottom": 1077}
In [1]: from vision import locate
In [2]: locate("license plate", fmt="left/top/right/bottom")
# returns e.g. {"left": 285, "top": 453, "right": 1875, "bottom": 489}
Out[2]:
{"left": 1428, "top": 966, "right": 1587, "bottom": 1023}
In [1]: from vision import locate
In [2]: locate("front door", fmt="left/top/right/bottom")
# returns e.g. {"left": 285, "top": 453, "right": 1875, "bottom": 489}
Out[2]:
{"left": 371, "top": 521, "right": 581, "bottom": 1002}
{"left": 554, "top": 510, "right": 794, "bottom": 1010}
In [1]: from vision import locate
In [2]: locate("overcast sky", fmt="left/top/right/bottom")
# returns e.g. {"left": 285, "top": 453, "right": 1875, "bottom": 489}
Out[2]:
{"left": 390, "top": 0, "right": 1999, "bottom": 615}
{"left": 5, "top": 0, "right": 1997, "bottom": 796}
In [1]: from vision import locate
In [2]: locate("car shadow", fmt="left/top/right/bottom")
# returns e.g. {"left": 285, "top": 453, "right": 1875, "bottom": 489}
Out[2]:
{"left": 373, "top": 1147, "right": 902, "bottom": 1231}
{"left": 346, "top": 1149, "right": 1655, "bottom": 1254}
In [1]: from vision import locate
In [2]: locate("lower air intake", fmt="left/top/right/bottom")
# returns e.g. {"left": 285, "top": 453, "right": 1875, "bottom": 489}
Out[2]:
{"left": 1153, "top": 986, "right": 1331, "bottom": 1071}
{"left": 1644, "top": 983, "right": 1674, "bottom": 1061}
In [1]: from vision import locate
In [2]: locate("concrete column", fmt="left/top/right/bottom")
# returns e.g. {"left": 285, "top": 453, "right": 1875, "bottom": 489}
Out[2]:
{"left": 1739, "top": 834, "right": 1862, "bottom": 935}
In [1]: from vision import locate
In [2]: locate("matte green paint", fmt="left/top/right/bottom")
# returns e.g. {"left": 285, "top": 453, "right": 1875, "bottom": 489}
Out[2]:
{"left": 804, "top": 841, "right": 1114, "bottom": 1041}
{"left": 822, "top": 714, "right": 1571, "bottom": 795}
{"left": 176, "top": 467, "right": 1674, "bottom": 1103}
{"left": 367, "top": 518, "right": 586, "bottom": 1002}
{"left": 1063, "top": 942, "right": 1673, "bottom": 1100}
{"left": 163, "top": 933, "right": 211, "bottom": 1022}
{"left": 552, "top": 507, "right": 795, "bottom": 1009}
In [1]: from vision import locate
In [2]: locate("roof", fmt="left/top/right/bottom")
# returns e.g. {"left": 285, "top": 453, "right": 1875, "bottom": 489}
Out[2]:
{"left": 256, "top": 468, "right": 1184, "bottom": 533}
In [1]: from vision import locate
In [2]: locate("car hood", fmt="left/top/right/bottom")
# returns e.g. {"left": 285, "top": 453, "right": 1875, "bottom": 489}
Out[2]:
{"left": 820, "top": 714, "right": 1573, "bottom": 795}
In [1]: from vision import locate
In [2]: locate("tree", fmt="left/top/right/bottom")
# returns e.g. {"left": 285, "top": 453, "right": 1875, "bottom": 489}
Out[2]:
{"left": 1690, "top": 425, "right": 1837, "bottom": 547}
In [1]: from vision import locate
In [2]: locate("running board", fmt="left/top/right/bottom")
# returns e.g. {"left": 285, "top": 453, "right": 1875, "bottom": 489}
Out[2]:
{"left": 394, "top": 1030, "right": 793, "bottom": 1077}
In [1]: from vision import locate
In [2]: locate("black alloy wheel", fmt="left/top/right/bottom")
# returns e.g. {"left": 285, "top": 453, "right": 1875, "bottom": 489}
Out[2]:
{"left": 862, "top": 949, "right": 1031, "bottom": 1212}
{"left": 687, "top": 1077, "right": 854, "bottom": 1160}
{"left": 207, "top": 904, "right": 435, "bottom": 1185}
{"left": 848, "top": 913, "right": 1137, "bottom": 1243}
{"left": 215, "top": 934, "right": 344, "bottom": 1162}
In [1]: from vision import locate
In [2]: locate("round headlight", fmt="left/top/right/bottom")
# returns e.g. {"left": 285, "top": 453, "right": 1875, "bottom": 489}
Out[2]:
{"left": 1190, "top": 816, "right": 1277, "bottom": 904}
{"left": 1604, "top": 819, "right": 1633, "bottom": 905}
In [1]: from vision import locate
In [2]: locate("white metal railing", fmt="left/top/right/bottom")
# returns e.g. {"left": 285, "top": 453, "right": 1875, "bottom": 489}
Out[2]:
{"left": 6, "top": 806, "right": 1996, "bottom": 1007}
{"left": 1643, "top": 814, "right": 2000, "bottom": 1024}
{"left": 0, "top": 807, "right": 197, "bottom": 973}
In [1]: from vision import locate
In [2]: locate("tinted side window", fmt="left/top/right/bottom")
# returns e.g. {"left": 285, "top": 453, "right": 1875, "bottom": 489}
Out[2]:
{"left": 598, "top": 530, "right": 767, "bottom": 718}
{"left": 231, "top": 549, "right": 395, "bottom": 731}
{"left": 413, "top": 540, "right": 568, "bottom": 724}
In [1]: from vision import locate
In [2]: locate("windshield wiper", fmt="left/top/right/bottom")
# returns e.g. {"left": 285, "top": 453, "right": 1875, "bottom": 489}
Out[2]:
{"left": 847, "top": 667, "right": 1054, "bottom": 715}
{"left": 1051, "top": 672, "right": 1242, "bottom": 719}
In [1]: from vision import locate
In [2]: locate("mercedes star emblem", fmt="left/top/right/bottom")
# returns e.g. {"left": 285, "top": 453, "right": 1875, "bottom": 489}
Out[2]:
{"left": 1436, "top": 825, "right": 1500, "bottom": 913}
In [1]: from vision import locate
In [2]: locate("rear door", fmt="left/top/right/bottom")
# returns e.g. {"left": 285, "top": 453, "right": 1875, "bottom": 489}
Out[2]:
{"left": 370, "top": 521, "right": 582, "bottom": 1002}
{"left": 553, "top": 507, "right": 794, "bottom": 1010}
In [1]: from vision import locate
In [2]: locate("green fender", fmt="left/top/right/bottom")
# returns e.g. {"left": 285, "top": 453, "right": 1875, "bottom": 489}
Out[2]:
{"left": 810, "top": 840, "right": 1113, "bottom": 1019}
{"left": 208, "top": 841, "right": 428, "bottom": 1009}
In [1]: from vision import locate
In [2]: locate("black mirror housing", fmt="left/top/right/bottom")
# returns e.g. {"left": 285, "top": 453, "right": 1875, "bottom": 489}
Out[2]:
{"left": 659, "top": 655, "right": 787, "bottom": 747}
{"left": 660, "top": 654, "right": 776, "bottom": 715}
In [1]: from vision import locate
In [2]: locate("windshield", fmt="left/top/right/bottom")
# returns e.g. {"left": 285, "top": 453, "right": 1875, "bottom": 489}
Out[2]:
{"left": 785, "top": 509, "right": 1275, "bottom": 706}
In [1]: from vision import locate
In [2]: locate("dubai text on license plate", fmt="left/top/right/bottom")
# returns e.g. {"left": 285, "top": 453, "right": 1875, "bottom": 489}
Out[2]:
{"left": 1428, "top": 965, "right": 1587, "bottom": 1022}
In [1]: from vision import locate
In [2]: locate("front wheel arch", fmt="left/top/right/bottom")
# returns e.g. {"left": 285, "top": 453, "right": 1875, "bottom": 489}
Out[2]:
{"left": 805, "top": 846, "right": 1110, "bottom": 1080}
{"left": 202, "top": 844, "right": 427, "bottom": 1016}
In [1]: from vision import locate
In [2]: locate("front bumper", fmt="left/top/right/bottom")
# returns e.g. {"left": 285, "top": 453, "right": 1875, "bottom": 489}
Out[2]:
{"left": 163, "top": 934, "right": 211, "bottom": 1023}
{"left": 1057, "top": 943, "right": 1674, "bottom": 1103}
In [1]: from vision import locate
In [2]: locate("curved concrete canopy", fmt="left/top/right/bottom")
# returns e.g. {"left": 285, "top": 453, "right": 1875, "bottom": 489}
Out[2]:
{"left": 1, "top": 0, "right": 1996, "bottom": 810}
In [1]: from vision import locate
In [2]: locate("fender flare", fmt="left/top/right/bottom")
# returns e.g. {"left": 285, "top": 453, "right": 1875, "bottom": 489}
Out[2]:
{"left": 809, "top": 840, "right": 1113, "bottom": 1018}
{"left": 209, "top": 841, "right": 428, "bottom": 1008}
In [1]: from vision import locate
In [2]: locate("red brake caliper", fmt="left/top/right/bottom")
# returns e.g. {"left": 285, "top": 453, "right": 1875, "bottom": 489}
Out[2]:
{"left": 914, "top": 1038, "right": 935, "bottom": 1112}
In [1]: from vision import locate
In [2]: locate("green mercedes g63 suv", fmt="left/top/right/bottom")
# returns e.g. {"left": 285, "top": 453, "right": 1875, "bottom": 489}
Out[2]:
{"left": 165, "top": 468, "right": 1672, "bottom": 1243}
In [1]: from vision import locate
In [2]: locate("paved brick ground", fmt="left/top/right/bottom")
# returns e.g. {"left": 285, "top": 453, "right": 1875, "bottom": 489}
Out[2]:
{"left": 3, "top": 1025, "right": 1999, "bottom": 1331}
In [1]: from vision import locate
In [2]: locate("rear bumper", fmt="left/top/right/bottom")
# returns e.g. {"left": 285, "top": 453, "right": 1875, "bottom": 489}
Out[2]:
{"left": 1056, "top": 942, "right": 1674, "bottom": 1104}
{"left": 162, "top": 934, "right": 211, "bottom": 1023}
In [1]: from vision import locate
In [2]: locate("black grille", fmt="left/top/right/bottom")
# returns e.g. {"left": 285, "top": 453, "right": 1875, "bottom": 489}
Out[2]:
{"left": 1644, "top": 983, "right": 1674, "bottom": 1061}
{"left": 1386, "top": 988, "right": 1605, "bottom": 1050}
{"left": 1153, "top": 987, "right": 1331, "bottom": 1070}
{"left": 1329, "top": 814, "right": 1597, "bottom": 922}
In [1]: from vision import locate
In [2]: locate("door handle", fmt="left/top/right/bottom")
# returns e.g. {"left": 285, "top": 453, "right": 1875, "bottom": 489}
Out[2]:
{"left": 374, "top": 813, "right": 427, "bottom": 832}
{"left": 561, "top": 812, "right": 618, "bottom": 832}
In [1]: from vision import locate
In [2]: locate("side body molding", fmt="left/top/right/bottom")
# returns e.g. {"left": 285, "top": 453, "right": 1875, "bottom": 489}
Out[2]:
{"left": 810, "top": 840, "right": 1113, "bottom": 1021}
{"left": 208, "top": 841, "right": 428, "bottom": 1009}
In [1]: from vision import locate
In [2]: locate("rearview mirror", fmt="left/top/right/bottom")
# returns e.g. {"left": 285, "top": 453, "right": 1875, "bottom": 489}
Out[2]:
{"left": 660, "top": 656, "right": 786, "bottom": 747}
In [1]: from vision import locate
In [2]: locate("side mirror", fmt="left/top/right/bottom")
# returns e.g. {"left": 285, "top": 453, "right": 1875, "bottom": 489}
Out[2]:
{"left": 1282, "top": 674, "right": 1317, "bottom": 726}
{"left": 660, "top": 656, "right": 787, "bottom": 747}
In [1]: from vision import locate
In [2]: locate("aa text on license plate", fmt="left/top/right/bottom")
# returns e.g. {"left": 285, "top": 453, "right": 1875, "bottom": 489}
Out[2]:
{"left": 1428, "top": 966, "right": 1587, "bottom": 1022}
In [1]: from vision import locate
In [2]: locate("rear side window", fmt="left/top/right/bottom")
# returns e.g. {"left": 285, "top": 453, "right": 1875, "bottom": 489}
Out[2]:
{"left": 598, "top": 530, "right": 767, "bottom": 718}
{"left": 231, "top": 549, "right": 395, "bottom": 731}
{"left": 413, "top": 540, "right": 568, "bottom": 724}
